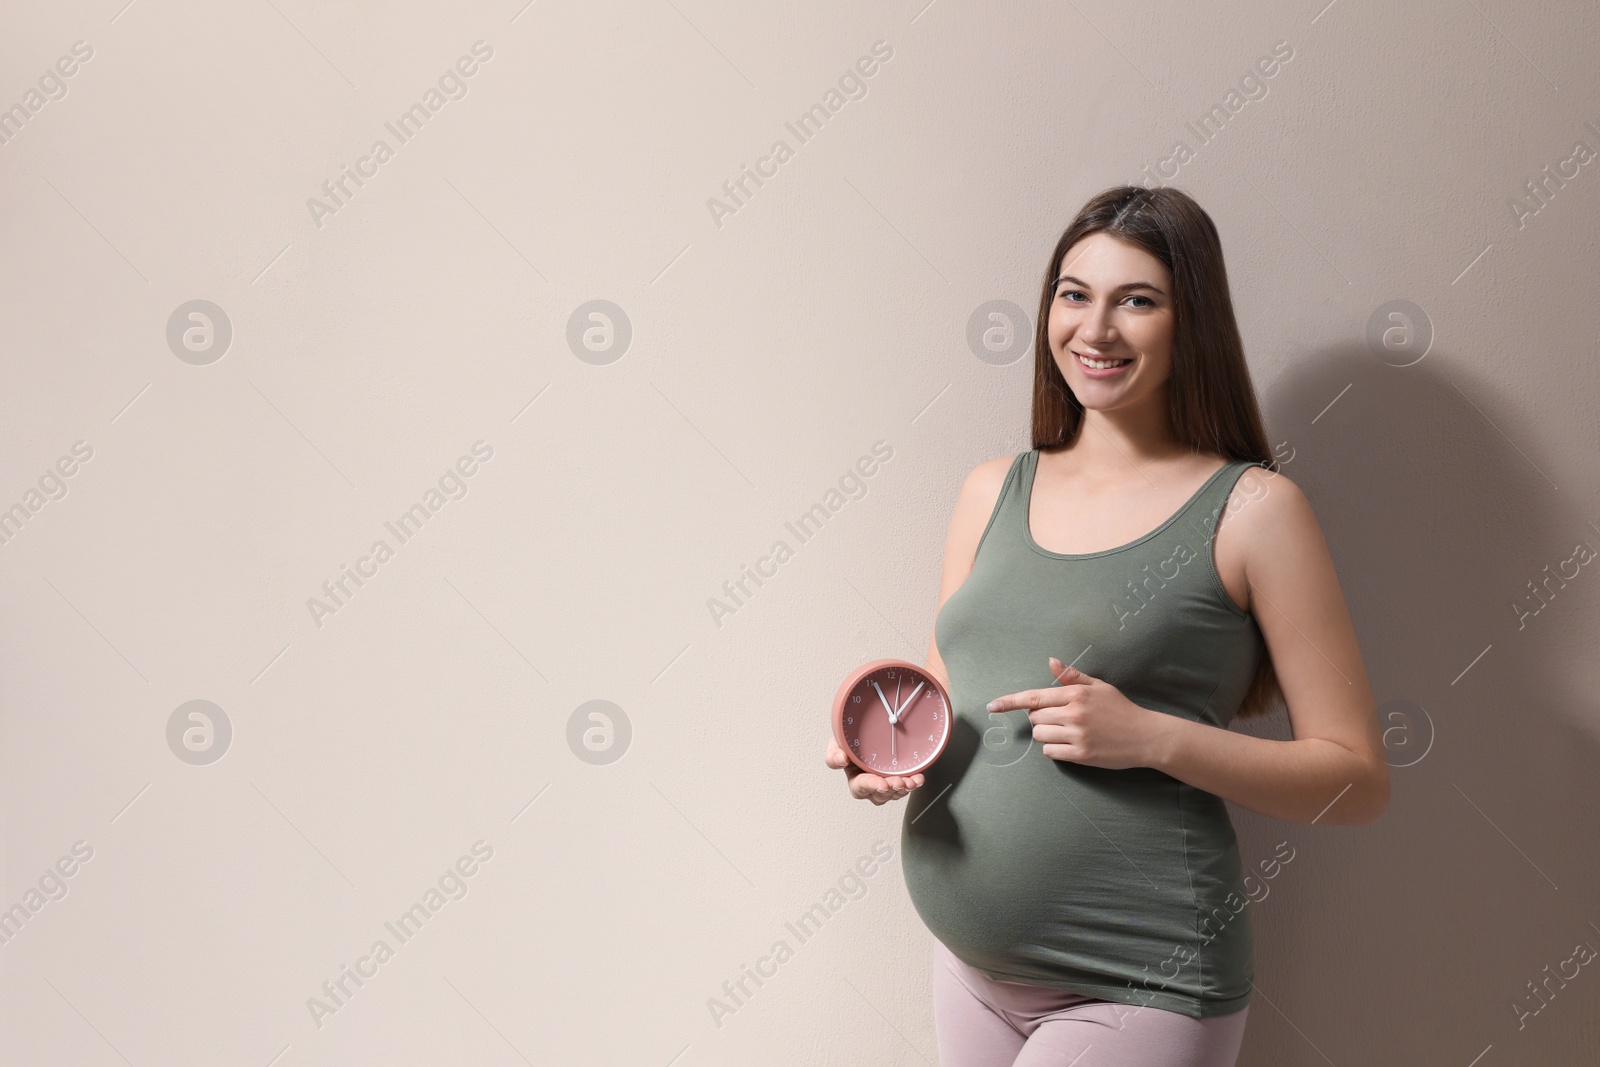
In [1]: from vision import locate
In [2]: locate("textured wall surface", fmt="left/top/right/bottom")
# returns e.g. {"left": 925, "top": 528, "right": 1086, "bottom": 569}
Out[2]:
{"left": 2, "top": 1, "right": 1598, "bottom": 1064}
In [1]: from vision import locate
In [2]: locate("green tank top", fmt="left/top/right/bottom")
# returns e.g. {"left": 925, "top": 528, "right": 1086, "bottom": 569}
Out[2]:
{"left": 902, "top": 448, "right": 1269, "bottom": 1019}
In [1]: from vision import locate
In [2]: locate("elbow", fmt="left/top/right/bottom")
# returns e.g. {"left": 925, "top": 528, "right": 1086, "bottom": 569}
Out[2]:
{"left": 1311, "top": 754, "right": 1391, "bottom": 826}
{"left": 1350, "top": 759, "right": 1392, "bottom": 826}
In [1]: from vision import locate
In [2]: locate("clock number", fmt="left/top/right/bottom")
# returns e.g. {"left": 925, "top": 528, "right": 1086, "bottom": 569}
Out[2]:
{"left": 851, "top": 738, "right": 859, "bottom": 747}
{"left": 928, "top": 734, "right": 935, "bottom": 741}
{"left": 845, "top": 715, "right": 853, "bottom": 725}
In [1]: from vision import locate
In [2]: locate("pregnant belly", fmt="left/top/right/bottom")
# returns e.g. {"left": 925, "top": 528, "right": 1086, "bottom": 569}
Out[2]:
{"left": 900, "top": 758, "right": 1204, "bottom": 980}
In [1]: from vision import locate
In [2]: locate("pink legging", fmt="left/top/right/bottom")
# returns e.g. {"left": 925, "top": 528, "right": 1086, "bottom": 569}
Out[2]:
{"left": 932, "top": 939, "right": 1249, "bottom": 1067}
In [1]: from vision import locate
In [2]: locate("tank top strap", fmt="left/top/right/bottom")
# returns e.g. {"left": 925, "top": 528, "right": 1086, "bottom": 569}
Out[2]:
{"left": 1178, "top": 457, "right": 1271, "bottom": 549}
{"left": 972, "top": 450, "right": 1033, "bottom": 558}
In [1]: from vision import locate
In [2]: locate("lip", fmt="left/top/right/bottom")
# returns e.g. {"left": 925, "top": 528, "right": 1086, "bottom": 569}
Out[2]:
{"left": 1071, "top": 350, "right": 1134, "bottom": 379}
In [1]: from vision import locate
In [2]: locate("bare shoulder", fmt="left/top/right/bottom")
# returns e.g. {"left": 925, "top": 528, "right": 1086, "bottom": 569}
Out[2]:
{"left": 952, "top": 454, "right": 1019, "bottom": 529}
{"left": 1225, "top": 467, "right": 1319, "bottom": 538}
{"left": 1213, "top": 466, "right": 1326, "bottom": 611}
{"left": 940, "top": 453, "right": 1022, "bottom": 572}
{"left": 961, "top": 453, "right": 1017, "bottom": 500}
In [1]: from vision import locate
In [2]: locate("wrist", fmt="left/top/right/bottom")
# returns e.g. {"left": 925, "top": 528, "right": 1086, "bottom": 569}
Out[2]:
{"left": 1145, "top": 708, "right": 1186, "bottom": 774}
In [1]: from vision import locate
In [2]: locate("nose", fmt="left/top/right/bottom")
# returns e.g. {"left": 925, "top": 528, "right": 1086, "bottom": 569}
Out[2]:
{"left": 1076, "top": 298, "right": 1118, "bottom": 348}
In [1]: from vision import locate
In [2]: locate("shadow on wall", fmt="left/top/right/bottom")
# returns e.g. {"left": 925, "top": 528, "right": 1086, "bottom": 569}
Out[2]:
{"left": 1230, "top": 344, "right": 1599, "bottom": 1067}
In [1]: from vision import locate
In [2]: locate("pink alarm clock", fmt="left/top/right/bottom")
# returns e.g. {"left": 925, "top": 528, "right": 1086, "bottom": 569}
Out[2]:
{"left": 832, "top": 658, "right": 952, "bottom": 776}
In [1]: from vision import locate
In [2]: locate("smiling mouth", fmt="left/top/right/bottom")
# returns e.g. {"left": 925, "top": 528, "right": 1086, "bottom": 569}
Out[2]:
{"left": 1073, "top": 350, "right": 1133, "bottom": 370}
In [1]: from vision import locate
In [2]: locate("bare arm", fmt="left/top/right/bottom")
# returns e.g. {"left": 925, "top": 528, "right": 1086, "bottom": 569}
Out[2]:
{"left": 825, "top": 456, "right": 1011, "bottom": 802}
{"left": 922, "top": 457, "right": 1012, "bottom": 687}
{"left": 1148, "top": 472, "right": 1391, "bottom": 825}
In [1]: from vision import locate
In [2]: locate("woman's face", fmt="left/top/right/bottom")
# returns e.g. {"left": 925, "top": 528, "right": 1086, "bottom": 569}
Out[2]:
{"left": 1046, "top": 231, "right": 1176, "bottom": 415}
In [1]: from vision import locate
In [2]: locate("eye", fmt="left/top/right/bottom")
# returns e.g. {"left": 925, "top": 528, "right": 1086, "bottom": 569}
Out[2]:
{"left": 1056, "top": 290, "right": 1157, "bottom": 308}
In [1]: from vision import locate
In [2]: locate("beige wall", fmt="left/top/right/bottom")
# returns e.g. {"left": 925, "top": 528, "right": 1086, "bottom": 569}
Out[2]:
{"left": 2, "top": 1, "right": 1597, "bottom": 1064}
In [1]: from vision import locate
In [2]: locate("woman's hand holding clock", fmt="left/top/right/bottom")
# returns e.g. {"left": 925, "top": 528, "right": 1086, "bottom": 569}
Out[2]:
{"left": 986, "top": 657, "right": 1166, "bottom": 771}
{"left": 827, "top": 659, "right": 949, "bottom": 803}
{"left": 824, "top": 733, "right": 925, "bottom": 803}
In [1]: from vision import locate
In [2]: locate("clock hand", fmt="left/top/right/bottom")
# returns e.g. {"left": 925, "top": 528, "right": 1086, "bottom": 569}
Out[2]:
{"left": 892, "top": 676, "right": 903, "bottom": 759}
{"left": 872, "top": 681, "right": 898, "bottom": 726}
{"left": 895, "top": 681, "right": 926, "bottom": 721}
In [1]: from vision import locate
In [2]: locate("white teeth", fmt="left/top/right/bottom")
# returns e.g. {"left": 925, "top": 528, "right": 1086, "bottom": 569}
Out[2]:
{"left": 1077, "top": 352, "right": 1130, "bottom": 370}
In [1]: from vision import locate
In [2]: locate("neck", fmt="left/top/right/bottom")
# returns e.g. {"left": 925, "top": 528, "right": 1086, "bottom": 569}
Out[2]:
{"left": 1056, "top": 391, "right": 1189, "bottom": 470}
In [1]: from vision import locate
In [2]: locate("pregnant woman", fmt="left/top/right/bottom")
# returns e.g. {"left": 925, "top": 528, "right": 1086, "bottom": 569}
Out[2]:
{"left": 824, "top": 185, "right": 1389, "bottom": 1066}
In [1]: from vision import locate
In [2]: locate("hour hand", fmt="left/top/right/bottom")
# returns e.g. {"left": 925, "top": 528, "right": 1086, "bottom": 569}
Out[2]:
{"left": 872, "top": 681, "right": 898, "bottom": 725}
{"left": 894, "top": 681, "right": 925, "bottom": 721}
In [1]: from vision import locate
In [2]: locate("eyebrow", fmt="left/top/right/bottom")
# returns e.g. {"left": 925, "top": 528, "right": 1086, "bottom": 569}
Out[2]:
{"left": 1053, "top": 274, "right": 1166, "bottom": 295}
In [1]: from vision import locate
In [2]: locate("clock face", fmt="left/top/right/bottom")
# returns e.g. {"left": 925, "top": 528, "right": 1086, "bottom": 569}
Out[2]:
{"left": 833, "top": 660, "right": 951, "bottom": 776}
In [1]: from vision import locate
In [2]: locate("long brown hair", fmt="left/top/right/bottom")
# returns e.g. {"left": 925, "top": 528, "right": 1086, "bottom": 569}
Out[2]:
{"left": 1031, "top": 184, "right": 1282, "bottom": 720}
